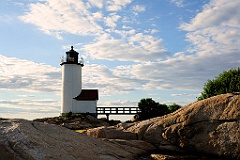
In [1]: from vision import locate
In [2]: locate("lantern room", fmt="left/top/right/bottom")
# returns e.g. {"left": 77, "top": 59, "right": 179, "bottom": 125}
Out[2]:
{"left": 60, "top": 46, "right": 84, "bottom": 66}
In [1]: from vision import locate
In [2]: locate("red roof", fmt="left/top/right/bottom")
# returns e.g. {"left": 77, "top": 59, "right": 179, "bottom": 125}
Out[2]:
{"left": 74, "top": 89, "right": 98, "bottom": 101}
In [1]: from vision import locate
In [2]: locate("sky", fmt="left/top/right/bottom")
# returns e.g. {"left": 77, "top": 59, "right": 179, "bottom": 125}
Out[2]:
{"left": 0, "top": 0, "right": 240, "bottom": 121}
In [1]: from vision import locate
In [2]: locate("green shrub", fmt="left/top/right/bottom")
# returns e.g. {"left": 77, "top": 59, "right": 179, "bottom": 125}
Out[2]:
{"left": 168, "top": 103, "right": 181, "bottom": 113}
{"left": 134, "top": 98, "right": 182, "bottom": 121}
{"left": 60, "top": 112, "right": 86, "bottom": 121}
{"left": 198, "top": 67, "right": 240, "bottom": 100}
{"left": 136, "top": 98, "right": 168, "bottom": 121}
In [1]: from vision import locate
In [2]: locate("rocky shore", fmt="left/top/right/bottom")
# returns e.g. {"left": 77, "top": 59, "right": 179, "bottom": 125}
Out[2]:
{"left": 33, "top": 114, "right": 119, "bottom": 130}
{"left": 87, "top": 93, "right": 240, "bottom": 159}
{"left": 0, "top": 119, "right": 156, "bottom": 160}
{"left": 0, "top": 93, "right": 239, "bottom": 159}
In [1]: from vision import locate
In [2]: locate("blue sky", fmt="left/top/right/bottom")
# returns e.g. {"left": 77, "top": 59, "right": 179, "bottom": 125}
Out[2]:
{"left": 0, "top": 0, "right": 239, "bottom": 120}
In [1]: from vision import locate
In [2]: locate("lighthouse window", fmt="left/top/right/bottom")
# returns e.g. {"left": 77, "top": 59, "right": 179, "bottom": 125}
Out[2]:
{"left": 67, "top": 54, "right": 74, "bottom": 62}
{"left": 69, "top": 57, "right": 74, "bottom": 62}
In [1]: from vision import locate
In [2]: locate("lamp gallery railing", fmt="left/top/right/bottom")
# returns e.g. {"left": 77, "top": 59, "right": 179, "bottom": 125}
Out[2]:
{"left": 60, "top": 56, "right": 84, "bottom": 65}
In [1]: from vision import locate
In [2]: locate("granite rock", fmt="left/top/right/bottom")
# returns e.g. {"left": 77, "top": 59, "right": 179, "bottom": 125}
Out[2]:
{"left": 87, "top": 93, "right": 240, "bottom": 159}
{"left": 0, "top": 119, "right": 156, "bottom": 160}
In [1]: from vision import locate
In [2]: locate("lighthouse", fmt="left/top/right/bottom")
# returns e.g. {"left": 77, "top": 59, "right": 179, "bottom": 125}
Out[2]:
{"left": 60, "top": 46, "right": 98, "bottom": 115}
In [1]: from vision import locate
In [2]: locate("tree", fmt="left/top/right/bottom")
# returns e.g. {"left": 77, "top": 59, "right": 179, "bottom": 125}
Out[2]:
{"left": 136, "top": 98, "right": 168, "bottom": 121}
{"left": 198, "top": 67, "right": 240, "bottom": 100}
{"left": 168, "top": 103, "right": 181, "bottom": 113}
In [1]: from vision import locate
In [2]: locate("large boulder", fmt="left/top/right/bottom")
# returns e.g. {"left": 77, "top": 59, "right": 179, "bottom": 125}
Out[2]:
{"left": 0, "top": 119, "right": 156, "bottom": 160}
{"left": 87, "top": 93, "right": 240, "bottom": 159}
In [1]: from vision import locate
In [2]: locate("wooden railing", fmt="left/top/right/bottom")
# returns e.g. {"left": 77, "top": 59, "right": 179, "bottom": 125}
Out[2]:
{"left": 96, "top": 107, "right": 140, "bottom": 120}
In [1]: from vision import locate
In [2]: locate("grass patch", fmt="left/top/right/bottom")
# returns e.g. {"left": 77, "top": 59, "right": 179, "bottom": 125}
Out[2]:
{"left": 75, "top": 130, "right": 86, "bottom": 133}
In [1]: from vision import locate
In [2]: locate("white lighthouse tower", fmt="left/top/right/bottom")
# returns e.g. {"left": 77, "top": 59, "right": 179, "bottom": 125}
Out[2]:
{"left": 60, "top": 46, "right": 98, "bottom": 115}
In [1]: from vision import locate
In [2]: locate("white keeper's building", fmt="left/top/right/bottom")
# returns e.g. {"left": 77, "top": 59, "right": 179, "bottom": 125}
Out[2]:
{"left": 60, "top": 46, "right": 98, "bottom": 115}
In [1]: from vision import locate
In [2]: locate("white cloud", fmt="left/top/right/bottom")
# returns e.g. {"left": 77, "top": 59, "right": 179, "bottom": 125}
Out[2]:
{"left": 122, "top": 25, "right": 132, "bottom": 29}
{"left": 132, "top": 5, "right": 145, "bottom": 13}
{"left": 171, "top": 93, "right": 200, "bottom": 97}
{"left": 19, "top": 0, "right": 134, "bottom": 39}
{"left": 106, "top": 0, "right": 132, "bottom": 11}
{"left": 169, "top": 0, "right": 185, "bottom": 7}
{"left": 0, "top": 55, "right": 61, "bottom": 92}
{"left": 18, "top": 94, "right": 36, "bottom": 98}
{"left": 83, "top": 35, "right": 238, "bottom": 93}
{"left": 104, "top": 14, "right": 121, "bottom": 28}
{"left": 13, "top": 2, "right": 24, "bottom": 7}
{"left": 82, "top": 64, "right": 145, "bottom": 96}
{"left": 131, "top": 47, "right": 239, "bottom": 91}
{"left": 99, "top": 100, "right": 137, "bottom": 107}
{"left": 144, "top": 29, "right": 159, "bottom": 34}
{"left": 92, "top": 12, "right": 103, "bottom": 20}
{"left": 111, "top": 29, "right": 136, "bottom": 40}
{"left": 151, "top": 29, "right": 159, "bottom": 34}
{"left": 179, "top": 0, "right": 240, "bottom": 56}
{"left": 0, "top": 99, "right": 59, "bottom": 113}
{"left": 19, "top": 0, "right": 103, "bottom": 38}
{"left": 180, "top": 0, "right": 240, "bottom": 31}
{"left": 88, "top": 0, "right": 103, "bottom": 8}
{"left": 82, "top": 33, "right": 168, "bottom": 62}
{"left": 128, "top": 33, "right": 164, "bottom": 52}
